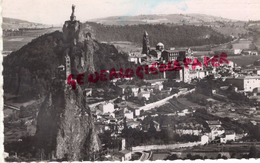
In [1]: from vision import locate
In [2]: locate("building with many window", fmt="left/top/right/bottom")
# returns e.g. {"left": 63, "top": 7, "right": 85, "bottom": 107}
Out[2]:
{"left": 162, "top": 50, "right": 182, "bottom": 62}
{"left": 226, "top": 76, "right": 260, "bottom": 92}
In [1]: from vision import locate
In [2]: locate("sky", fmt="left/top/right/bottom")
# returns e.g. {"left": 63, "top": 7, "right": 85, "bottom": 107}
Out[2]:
{"left": 2, "top": 0, "right": 260, "bottom": 25}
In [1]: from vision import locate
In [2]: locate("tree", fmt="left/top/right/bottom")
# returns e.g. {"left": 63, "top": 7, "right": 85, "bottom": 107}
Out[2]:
{"left": 103, "top": 87, "right": 109, "bottom": 98}
{"left": 35, "top": 148, "right": 46, "bottom": 160}
{"left": 221, "top": 156, "right": 228, "bottom": 159}
{"left": 192, "top": 155, "right": 203, "bottom": 160}
{"left": 148, "top": 120, "right": 156, "bottom": 133}
{"left": 165, "top": 154, "right": 178, "bottom": 160}
{"left": 223, "top": 117, "right": 231, "bottom": 122}
{"left": 140, "top": 97, "right": 146, "bottom": 106}
{"left": 123, "top": 117, "right": 127, "bottom": 129}
{"left": 195, "top": 108, "right": 207, "bottom": 114}
{"left": 186, "top": 153, "right": 192, "bottom": 159}
{"left": 124, "top": 86, "right": 133, "bottom": 101}
{"left": 226, "top": 42, "right": 233, "bottom": 49}
{"left": 149, "top": 94, "right": 157, "bottom": 103}
{"left": 26, "top": 153, "right": 33, "bottom": 160}
{"left": 216, "top": 154, "right": 222, "bottom": 159}
{"left": 231, "top": 153, "right": 236, "bottom": 158}
{"left": 248, "top": 145, "right": 258, "bottom": 158}
{"left": 171, "top": 88, "right": 180, "bottom": 95}
{"left": 19, "top": 106, "right": 31, "bottom": 118}
{"left": 249, "top": 43, "right": 256, "bottom": 50}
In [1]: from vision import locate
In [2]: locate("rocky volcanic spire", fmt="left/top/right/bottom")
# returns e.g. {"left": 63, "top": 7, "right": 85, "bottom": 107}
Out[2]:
{"left": 36, "top": 83, "right": 101, "bottom": 160}
{"left": 62, "top": 5, "right": 95, "bottom": 75}
{"left": 63, "top": 5, "right": 82, "bottom": 45}
{"left": 35, "top": 5, "right": 100, "bottom": 161}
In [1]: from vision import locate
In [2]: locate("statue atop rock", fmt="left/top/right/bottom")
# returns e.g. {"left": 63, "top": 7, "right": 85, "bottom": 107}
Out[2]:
{"left": 36, "top": 5, "right": 101, "bottom": 160}
{"left": 62, "top": 5, "right": 96, "bottom": 76}
{"left": 70, "top": 5, "right": 76, "bottom": 21}
{"left": 63, "top": 4, "right": 83, "bottom": 45}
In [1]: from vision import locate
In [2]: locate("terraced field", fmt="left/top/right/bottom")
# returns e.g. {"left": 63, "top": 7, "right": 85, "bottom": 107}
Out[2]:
{"left": 3, "top": 27, "right": 61, "bottom": 52}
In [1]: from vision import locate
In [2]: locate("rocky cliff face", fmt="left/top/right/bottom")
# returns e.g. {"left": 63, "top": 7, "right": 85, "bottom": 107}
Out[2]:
{"left": 68, "top": 37, "right": 97, "bottom": 75}
{"left": 35, "top": 8, "right": 101, "bottom": 158}
{"left": 36, "top": 82, "right": 101, "bottom": 160}
{"left": 62, "top": 6, "right": 96, "bottom": 75}
{"left": 6, "top": 7, "right": 108, "bottom": 160}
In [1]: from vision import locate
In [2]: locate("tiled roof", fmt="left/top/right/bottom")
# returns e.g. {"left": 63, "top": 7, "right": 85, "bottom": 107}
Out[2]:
{"left": 163, "top": 50, "right": 180, "bottom": 53}
{"left": 225, "top": 130, "right": 235, "bottom": 135}
{"left": 211, "top": 126, "right": 225, "bottom": 131}
{"left": 145, "top": 79, "right": 167, "bottom": 83}
{"left": 127, "top": 120, "right": 140, "bottom": 125}
{"left": 117, "top": 85, "right": 138, "bottom": 89}
{"left": 227, "top": 75, "right": 260, "bottom": 80}
{"left": 206, "top": 120, "right": 222, "bottom": 125}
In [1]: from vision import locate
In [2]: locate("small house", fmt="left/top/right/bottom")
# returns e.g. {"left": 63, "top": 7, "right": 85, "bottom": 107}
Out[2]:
{"left": 206, "top": 120, "right": 222, "bottom": 129}
{"left": 99, "top": 102, "right": 115, "bottom": 114}
{"left": 201, "top": 135, "right": 209, "bottom": 145}
{"left": 225, "top": 130, "right": 236, "bottom": 142}
{"left": 138, "top": 91, "right": 150, "bottom": 100}
{"left": 210, "top": 127, "right": 225, "bottom": 140}
{"left": 85, "top": 88, "right": 92, "bottom": 97}
{"left": 124, "top": 111, "right": 134, "bottom": 119}
{"left": 127, "top": 120, "right": 141, "bottom": 129}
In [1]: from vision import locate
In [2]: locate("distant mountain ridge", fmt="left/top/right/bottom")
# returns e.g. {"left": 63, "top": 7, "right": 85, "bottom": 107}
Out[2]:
{"left": 3, "top": 17, "right": 50, "bottom": 29}
{"left": 88, "top": 13, "right": 240, "bottom": 26}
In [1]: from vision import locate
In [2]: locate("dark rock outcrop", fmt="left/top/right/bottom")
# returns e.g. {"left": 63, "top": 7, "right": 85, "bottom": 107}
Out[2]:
{"left": 3, "top": 5, "right": 124, "bottom": 100}
{"left": 36, "top": 83, "right": 101, "bottom": 160}
{"left": 62, "top": 5, "right": 96, "bottom": 75}
{"left": 36, "top": 6, "right": 101, "bottom": 159}
{"left": 68, "top": 37, "right": 97, "bottom": 75}
{"left": 63, "top": 20, "right": 82, "bottom": 45}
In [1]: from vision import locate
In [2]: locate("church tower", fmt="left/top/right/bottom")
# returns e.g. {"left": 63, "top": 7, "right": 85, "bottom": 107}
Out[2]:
{"left": 65, "top": 52, "right": 71, "bottom": 79}
{"left": 142, "top": 31, "right": 150, "bottom": 55}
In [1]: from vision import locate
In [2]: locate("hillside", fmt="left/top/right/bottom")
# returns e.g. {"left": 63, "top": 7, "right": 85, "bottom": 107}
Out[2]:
{"left": 86, "top": 22, "right": 232, "bottom": 48}
{"left": 89, "top": 14, "right": 236, "bottom": 26}
{"left": 89, "top": 14, "right": 250, "bottom": 38}
{"left": 3, "top": 31, "right": 130, "bottom": 101}
{"left": 3, "top": 17, "right": 50, "bottom": 30}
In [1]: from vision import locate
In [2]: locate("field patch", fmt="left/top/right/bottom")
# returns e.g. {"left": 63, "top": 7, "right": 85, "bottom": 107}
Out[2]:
{"left": 4, "top": 123, "right": 27, "bottom": 142}
{"left": 8, "top": 38, "right": 24, "bottom": 42}
{"left": 232, "top": 40, "right": 252, "bottom": 49}
{"left": 150, "top": 152, "right": 170, "bottom": 161}
{"left": 112, "top": 41, "right": 142, "bottom": 53}
{"left": 177, "top": 97, "right": 203, "bottom": 108}
{"left": 227, "top": 55, "right": 260, "bottom": 66}
{"left": 213, "top": 26, "right": 248, "bottom": 36}
{"left": 3, "top": 27, "right": 61, "bottom": 51}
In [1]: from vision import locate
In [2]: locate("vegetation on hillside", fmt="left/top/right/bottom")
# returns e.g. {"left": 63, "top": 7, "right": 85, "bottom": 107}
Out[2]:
{"left": 86, "top": 22, "right": 232, "bottom": 48}
{"left": 3, "top": 31, "right": 131, "bottom": 100}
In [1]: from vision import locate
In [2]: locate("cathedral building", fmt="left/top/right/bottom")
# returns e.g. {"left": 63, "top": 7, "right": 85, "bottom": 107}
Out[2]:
{"left": 150, "top": 42, "right": 164, "bottom": 60}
